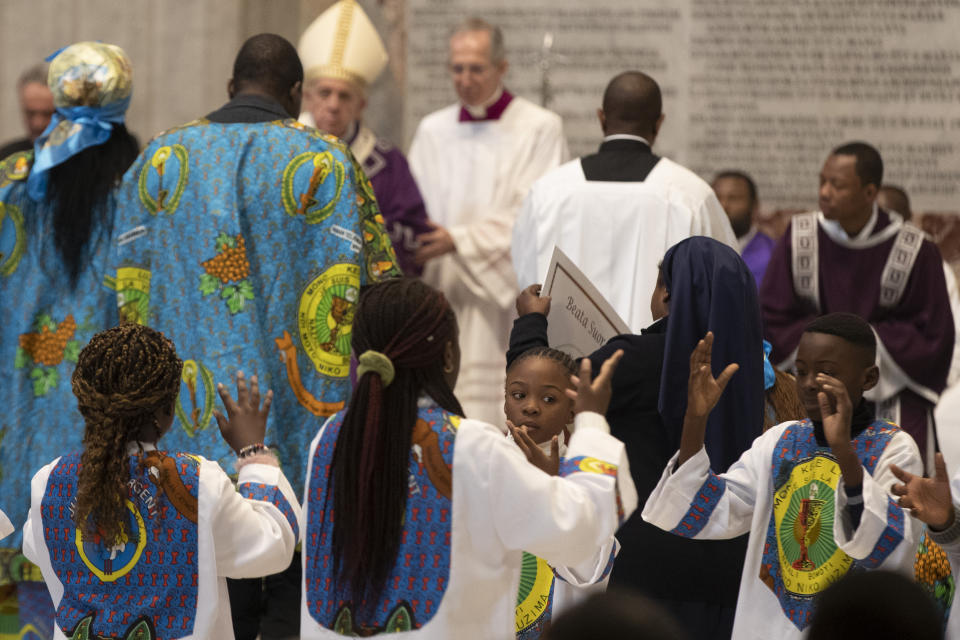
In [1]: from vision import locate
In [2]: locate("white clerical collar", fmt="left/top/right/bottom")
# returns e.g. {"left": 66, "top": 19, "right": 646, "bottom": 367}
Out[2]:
{"left": 602, "top": 133, "right": 651, "bottom": 146}
{"left": 463, "top": 85, "right": 504, "bottom": 119}
{"left": 817, "top": 203, "right": 903, "bottom": 248}
{"left": 818, "top": 203, "right": 878, "bottom": 244}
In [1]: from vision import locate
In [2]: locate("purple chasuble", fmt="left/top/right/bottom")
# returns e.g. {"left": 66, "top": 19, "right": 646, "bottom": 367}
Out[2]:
{"left": 742, "top": 230, "right": 776, "bottom": 289}
{"left": 761, "top": 209, "right": 954, "bottom": 452}
{"left": 349, "top": 128, "right": 431, "bottom": 276}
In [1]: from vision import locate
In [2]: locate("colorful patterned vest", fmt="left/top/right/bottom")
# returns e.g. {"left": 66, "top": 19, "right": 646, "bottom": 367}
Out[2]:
{"left": 42, "top": 451, "right": 202, "bottom": 639}
{"left": 305, "top": 403, "right": 459, "bottom": 634}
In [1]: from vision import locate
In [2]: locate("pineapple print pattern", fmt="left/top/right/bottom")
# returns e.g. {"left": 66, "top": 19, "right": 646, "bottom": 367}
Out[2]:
{"left": 199, "top": 232, "right": 254, "bottom": 314}
{"left": 916, "top": 531, "right": 955, "bottom": 624}
{"left": 15, "top": 313, "right": 80, "bottom": 397}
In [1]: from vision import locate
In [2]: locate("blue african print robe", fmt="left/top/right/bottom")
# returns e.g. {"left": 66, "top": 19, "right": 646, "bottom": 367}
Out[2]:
{"left": 0, "top": 151, "right": 118, "bottom": 539}
{"left": 0, "top": 149, "right": 116, "bottom": 636}
{"left": 109, "top": 117, "right": 400, "bottom": 496}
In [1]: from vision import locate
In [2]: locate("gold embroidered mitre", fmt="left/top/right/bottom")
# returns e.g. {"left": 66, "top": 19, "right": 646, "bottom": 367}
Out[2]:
{"left": 298, "top": 0, "right": 388, "bottom": 89}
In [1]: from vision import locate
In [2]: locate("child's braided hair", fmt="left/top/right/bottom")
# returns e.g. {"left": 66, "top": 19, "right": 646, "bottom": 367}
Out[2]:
{"left": 71, "top": 323, "right": 182, "bottom": 545}
{"left": 508, "top": 346, "right": 578, "bottom": 379}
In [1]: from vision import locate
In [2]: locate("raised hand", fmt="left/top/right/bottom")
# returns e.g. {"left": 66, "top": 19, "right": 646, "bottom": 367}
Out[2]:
{"left": 508, "top": 420, "right": 560, "bottom": 476}
{"left": 516, "top": 284, "right": 552, "bottom": 317}
{"left": 686, "top": 332, "right": 739, "bottom": 420}
{"left": 215, "top": 371, "right": 273, "bottom": 455}
{"left": 565, "top": 350, "right": 623, "bottom": 416}
{"left": 892, "top": 453, "right": 955, "bottom": 530}
{"left": 816, "top": 374, "right": 853, "bottom": 451}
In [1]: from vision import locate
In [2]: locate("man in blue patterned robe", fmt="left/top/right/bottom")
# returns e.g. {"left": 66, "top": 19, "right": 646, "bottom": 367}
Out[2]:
{"left": 109, "top": 34, "right": 400, "bottom": 640}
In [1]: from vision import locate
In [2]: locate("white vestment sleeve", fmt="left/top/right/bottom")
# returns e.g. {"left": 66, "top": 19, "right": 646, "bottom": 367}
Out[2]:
{"left": 208, "top": 460, "right": 300, "bottom": 579}
{"left": 833, "top": 431, "right": 922, "bottom": 564}
{"left": 642, "top": 443, "right": 763, "bottom": 540}
{"left": 23, "top": 459, "right": 64, "bottom": 606}
{"left": 512, "top": 189, "right": 541, "bottom": 290}
{"left": 552, "top": 537, "right": 619, "bottom": 587}
{"left": 448, "top": 118, "right": 567, "bottom": 310}
{"left": 464, "top": 411, "right": 636, "bottom": 570}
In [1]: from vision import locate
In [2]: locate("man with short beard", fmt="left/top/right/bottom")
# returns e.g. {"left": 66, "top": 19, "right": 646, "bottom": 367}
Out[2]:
{"left": 713, "top": 170, "right": 775, "bottom": 287}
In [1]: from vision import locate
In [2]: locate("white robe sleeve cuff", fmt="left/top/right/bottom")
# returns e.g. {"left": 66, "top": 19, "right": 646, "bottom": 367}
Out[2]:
{"left": 642, "top": 447, "right": 712, "bottom": 532}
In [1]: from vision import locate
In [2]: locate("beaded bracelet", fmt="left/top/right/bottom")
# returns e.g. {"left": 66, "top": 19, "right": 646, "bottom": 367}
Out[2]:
{"left": 237, "top": 442, "right": 269, "bottom": 459}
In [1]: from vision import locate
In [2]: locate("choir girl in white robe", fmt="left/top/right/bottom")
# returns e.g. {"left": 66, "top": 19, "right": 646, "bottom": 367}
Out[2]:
{"left": 505, "top": 346, "right": 618, "bottom": 639}
{"left": 23, "top": 324, "right": 299, "bottom": 640}
{"left": 300, "top": 278, "right": 634, "bottom": 639}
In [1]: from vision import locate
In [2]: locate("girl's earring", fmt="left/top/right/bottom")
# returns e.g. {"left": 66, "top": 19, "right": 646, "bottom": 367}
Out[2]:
{"left": 443, "top": 362, "right": 455, "bottom": 374}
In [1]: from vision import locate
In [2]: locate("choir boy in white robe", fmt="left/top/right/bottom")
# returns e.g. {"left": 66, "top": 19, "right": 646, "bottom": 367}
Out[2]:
{"left": 408, "top": 18, "right": 567, "bottom": 424}
{"left": 643, "top": 315, "right": 923, "bottom": 640}
{"left": 512, "top": 71, "right": 735, "bottom": 331}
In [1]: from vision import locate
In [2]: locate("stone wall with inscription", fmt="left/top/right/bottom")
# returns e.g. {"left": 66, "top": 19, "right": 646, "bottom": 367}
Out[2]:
{"left": 405, "top": 0, "right": 960, "bottom": 215}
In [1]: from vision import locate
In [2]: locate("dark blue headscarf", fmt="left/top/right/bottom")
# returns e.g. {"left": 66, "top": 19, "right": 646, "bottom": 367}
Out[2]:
{"left": 658, "top": 237, "right": 765, "bottom": 472}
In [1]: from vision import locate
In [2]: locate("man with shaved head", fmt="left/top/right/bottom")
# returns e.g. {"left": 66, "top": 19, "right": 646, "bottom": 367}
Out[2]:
{"left": 513, "top": 70, "right": 736, "bottom": 330}
{"left": 511, "top": 72, "right": 740, "bottom": 640}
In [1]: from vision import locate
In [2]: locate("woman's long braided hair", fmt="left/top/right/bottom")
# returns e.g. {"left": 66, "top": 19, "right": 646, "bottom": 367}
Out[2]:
{"left": 71, "top": 323, "right": 182, "bottom": 545}
{"left": 330, "top": 278, "right": 463, "bottom": 611}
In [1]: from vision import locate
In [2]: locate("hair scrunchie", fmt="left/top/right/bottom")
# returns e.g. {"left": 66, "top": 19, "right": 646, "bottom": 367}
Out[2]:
{"left": 357, "top": 350, "right": 395, "bottom": 387}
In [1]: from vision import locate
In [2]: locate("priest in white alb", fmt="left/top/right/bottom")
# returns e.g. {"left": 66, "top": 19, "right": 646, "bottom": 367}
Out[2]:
{"left": 512, "top": 71, "right": 737, "bottom": 332}
{"left": 408, "top": 17, "right": 568, "bottom": 424}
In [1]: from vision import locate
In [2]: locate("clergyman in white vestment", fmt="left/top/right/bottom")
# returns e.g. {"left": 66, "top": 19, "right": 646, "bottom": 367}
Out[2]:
{"left": 408, "top": 19, "right": 567, "bottom": 424}
{"left": 513, "top": 71, "right": 736, "bottom": 332}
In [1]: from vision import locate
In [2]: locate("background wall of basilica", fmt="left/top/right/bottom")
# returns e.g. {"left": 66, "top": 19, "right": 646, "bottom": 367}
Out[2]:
{"left": 2, "top": 0, "right": 960, "bottom": 259}
{"left": 0, "top": 0, "right": 338, "bottom": 147}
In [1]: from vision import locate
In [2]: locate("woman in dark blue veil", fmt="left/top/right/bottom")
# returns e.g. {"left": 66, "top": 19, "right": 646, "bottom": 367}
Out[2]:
{"left": 657, "top": 236, "right": 765, "bottom": 472}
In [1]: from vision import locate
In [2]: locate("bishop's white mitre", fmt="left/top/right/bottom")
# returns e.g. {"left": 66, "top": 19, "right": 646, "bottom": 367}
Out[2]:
{"left": 298, "top": 0, "right": 389, "bottom": 89}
